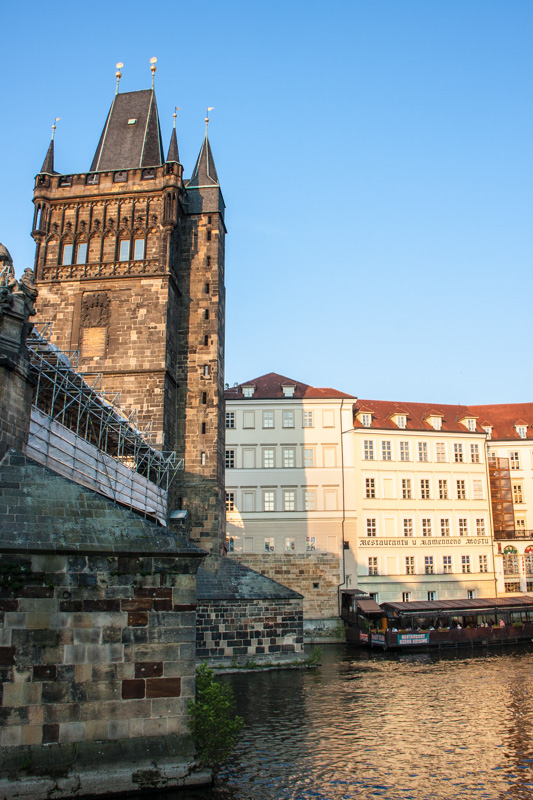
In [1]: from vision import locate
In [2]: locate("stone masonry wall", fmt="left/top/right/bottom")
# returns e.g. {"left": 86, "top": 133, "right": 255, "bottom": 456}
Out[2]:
{"left": 231, "top": 553, "right": 341, "bottom": 622}
{"left": 196, "top": 598, "right": 303, "bottom": 661}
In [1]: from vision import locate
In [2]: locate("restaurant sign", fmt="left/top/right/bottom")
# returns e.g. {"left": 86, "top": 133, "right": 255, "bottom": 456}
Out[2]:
{"left": 372, "top": 634, "right": 386, "bottom": 646}
{"left": 397, "top": 633, "right": 429, "bottom": 646}
{"left": 360, "top": 538, "right": 490, "bottom": 547}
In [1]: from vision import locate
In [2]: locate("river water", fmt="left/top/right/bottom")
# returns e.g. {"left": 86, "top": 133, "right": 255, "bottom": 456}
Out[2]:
{"left": 155, "top": 644, "right": 533, "bottom": 800}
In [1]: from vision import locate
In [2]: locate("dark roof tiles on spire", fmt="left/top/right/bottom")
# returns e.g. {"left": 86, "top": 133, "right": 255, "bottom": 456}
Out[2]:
{"left": 166, "top": 127, "right": 180, "bottom": 164}
{"left": 187, "top": 135, "right": 219, "bottom": 187}
{"left": 39, "top": 140, "right": 55, "bottom": 175}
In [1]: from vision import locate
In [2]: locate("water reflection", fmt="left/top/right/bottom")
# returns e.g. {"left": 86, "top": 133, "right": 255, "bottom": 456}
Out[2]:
{"left": 148, "top": 645, "right": 533, "bottom": 800}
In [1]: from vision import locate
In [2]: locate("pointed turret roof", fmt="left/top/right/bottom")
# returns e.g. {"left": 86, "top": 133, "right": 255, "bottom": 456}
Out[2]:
{"left": 166, "top": 127, "right": 180, "bottom": 164}
{"left": 187, "top": 134, "right": 219, "bottom": 187}
{"left": 90, "top": 89, "right": 164, "bottom": 172}
{"left": 40, "top": 139, "right": 55, "bottom": 175}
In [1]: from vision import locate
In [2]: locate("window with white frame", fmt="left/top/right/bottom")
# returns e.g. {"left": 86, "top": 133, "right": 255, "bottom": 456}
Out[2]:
{"left": 458, "top": 518, "right": 468, "bottom": 536}
{"left": 467, "top": 590, "right": 476, "bottom": 600}
{"left": 470, "top": 443, "right": 480, "bottom": 463}
{"left": 285, "top": 537, "right": 295, "bottom": 551}
{"left": 264, "top": 537, "right": 275, "bottom": 552}
{"left": 263, "top": 449, "right": 275, "bottom": 469}
{"left": 366, "top": 518, "right": 377, "bottom": 537}
{"left": 420, "top": 479, "right": 430, "bottom": 499}
{"left": 483, "top": 426, "right": 492, "bottom": 439}
{"left": 382, "top": 440, "right": 392, "bottom": 461}
{"left": 242, "top": 386, "right": 254, "bottom": 398}
{"left": 303, "top": 410, "right": 313, "bottom": 428}
{"left": 405, "top": 556, "right": 415, "bottom": 575}
{"left": 510, "top": 451, "right": 521, "bottom": 470}
{"left": 461, "top": 555, "right": 471, "bottom": 573}
{"left": 304, "top": 490, "right": 316, "bottom": 511}
{"left": 283, "top": 448, "right": 295, "bottom": 468}
{"left": 479, "top": 554, "right": 488, "bottom": 573}
{"left": 403, "top": 518, "right": 413, "bottom": 537}
{"left": 400, "top": 441, "right": 410, "bottom": 461}
{"left": 473, "top": 480, "right": 483, "bottom": 500}
{"left": 225, "top": 450, "right": 235, "bottom": 469}
{"left": 476, "top": 518, "right": 486, "bottom": 536}
{"left": 225, "top": 492, "right": 235, "bottom": 512}
{"left": 438, "top": 479, "right": 448, "bottom": 500}
{"left": 422, "top": 518, "right": 432, "bottom": 537}
{"left": 465, "top": 418, "right": 476, "bottom": 432}
{"left": 368, "top": 557, "right": 378, "bottom": 575}
{"left": 282, "top": 386, "right": 295, "bottom": 397}
{"left": 440, "top": 518, "right": 450, "bottom": 537}
{"left": 283, "top": 490, "right": 296, "bottom": 511}
{"left": 225, "top": 411, "right": 235, "bottom": 429}
{"left": 306, "top": 536, "right": 316, "bottom": 552}
{"left": 396, "top": 415, "right": 407, "bottom": 429}
{"left": 428, "top": 591, "right": 437, "bottom": 601}
{"left": 456, "top": 480, "right": 466, "bottom": 500}
{"left": 516, "top": 518, "right": 526, "bottom": 531}
{"left": 361, "top": 413, "right": 372, "bottom": 427}
{"left": 443, "top": 555, "right": 452, "bottom": 573}
{"left": 263, "top": 491, "right": 275, "bottom": 512}
{"left": 425, "top": 556, "right": 434, "bottom": 574}
{"left": 430, "top": 417, "right": 442, "bottom": 431}
{"left": 436, "top": 443, "right": 446, "bottom": 462}
{"left": 282, "top": 410, "right": 294, "bottom": 428}
{"left": 418, "top": 442, "right": 428, "bottom": 462}
{"left": 364, "top": 440, "right": 374, "bottom": 461}
{"left": 517, "top": 426, "right": 527, "bottom": 439}
{"left": 513, "top": 484, "right": 524, "bottom": 504}
{"left": 263, "top": 410, "right": 274, "bottom": 428}
{"left": 402, "top": 479, "right": 412, "bottom": 499}
{"left": 402, "top": 591, "right": 411, "bottom": 602}
{"left": 454, "top": 444, "right": 463, "bottom": 463}
{"left": 365, "top": 478, "right": 376, "bottom": 499}
{"left": 303, "top": 448, "right": 315, "bottom": 468}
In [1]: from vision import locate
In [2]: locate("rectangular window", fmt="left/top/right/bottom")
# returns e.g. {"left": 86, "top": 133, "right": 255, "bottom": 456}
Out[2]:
{"left": 457, "top": 480, "right": 466, "bottom": 500}
{"left": 225, "top": 411, "right": 235, "bottom": 429}
{"left": 361, "top": 413, "right": 372, "bottom": 427}
{"left": 458, "top": 518, "right": 468, "bottom": 536}
{"left": 513, "top": 484, "right": 524, "bottom": 504}
{"left": 365, "top": 478, "right": 376, "bottom": 499}
{"left": 510, "top": 451, "right": 521, "bottom": 470}
{"left": 304, "top": 490, "right": 316, "bottom": 511}
{"left": 263, "top": 449, "right": 275, "bottom": 469}
{"left": 403, "top": 518, "right": 413, "bottom": 537}
{"left": 364, "top": 440, "right": 374, "bottom": 461}
{"left": 285, "top": 537, "right": 295, "bottom": 552}
{"left": 62, "top": 243, "right": 73, "bottom": 265}
{"left": 443, "top": 555, "right": 452, "bottom": 574}
{"left": 303, "top": 448, "right": 314, "bottom": 468}
{"left": 438, "top": 479, "right": 448, "bottom": 500}
{"left": 303, "top": 410, "right": 313, "bottom": 428}
{"left": 424, "top": 556, "right": 434, "bottom": 574}
{"left": 225, "top": 491, "right": 235, "bottom": 512}
{"left": 467, "top": 590, "right": 476, "bottom": 600}
{"left": 470, "top": 443, "right": 480, "bottom": 463}
{"left": 517, "top": 426, "right": 527, "bottom": 439}
{"left": 402, "top": 479, "right": 412, "bottom": 499}
{"left": 368, "top": 557, "right": 378, "bottom": 576}
{"left": 283, "top": 448, "right": 295, "bottom": 468}
{"left": 227, "top": 537, "right": 235, "bottom": 553}
{"left": 263, "top": 491, "right": 275, "bottom": 512}
{"left": 283, "top": 490, "right": 296, "bottom": 511}
{"left": 282, "top": 410, "right": 294, "bottom": 428}
{"left": 479, "top": 555, "right": 488, "bottom": 573}
{"left": 420, "top": 479, "right": 430, "bottom": 499}
{"left": 402, "top": 592, "right": 411, "bottom": 602}
{"left": 462, "top": 555, "right": 471, "bottom": 573}
{"left": 242, "top": 449, "right": 255, "bottom": 469}
{"left": 473, "top": 480, "right": 483, "bottom": 500}
{"left": 243, "top": 411, "right": 255, "bottom": 429}
{"left": 436, "top": 443, "right": 446, "bottom": 462}
{"left": 264, "top": 537, "right": 275, "bottom": 552}
{"left": 76, "top": 242, "right": 87, "bottom": 264}
{"left": 440, "top": 518, "right": 450, "bottom": 537}
{"left": 263, "top": 411, "right": 274, "bottom": 428}
{"left": 225, "top": 450, "right": 235, "bottom": 469}
{"left": 306, "top": 536, "right": 316, "bottom": 552}
{"left": 454, "top": 443, "right": 463, "bottom": 463}
{"left": 428, "top": 591, "right": 437, "bottom": 601}
{"left": 418, "top": 442, "right": 428, "bottom": 462}
{"left": 400, "top": 441, "right": 410, "bottom": 461}
{"left": 119, "top": 240, "right": 130, "bottom": 261}
{"left": 382, "top": 441, "right": 392, "bottom": 461}
{"left": 405, "top": 556, "right": 415, "bottom": 575}
{"left": 422, "top": 518, "right": 432, "bottom": 537}
{"left": 366, "top": 518, "right": 377, "bottom": 537}
{"left": 133, "top": 238, "right": 144, "bottom": 260}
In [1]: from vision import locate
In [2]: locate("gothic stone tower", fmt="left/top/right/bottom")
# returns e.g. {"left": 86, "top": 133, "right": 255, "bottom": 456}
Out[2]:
{"left": 32, "top": 86, "right": 226, "bottom": 557}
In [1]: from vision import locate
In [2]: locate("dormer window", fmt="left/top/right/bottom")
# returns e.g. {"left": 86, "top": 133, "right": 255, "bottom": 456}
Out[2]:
{"left": 482, "top": 425, "right": 492, "bottom": 440}
{"left": 466, "top": 419, "right": 476, "bottom": 432}
{"left": 242, "top": 386, "right": 254, "bottom": 398}
{"left": 361, "top": 413, "right": 372, "bottom": 428}
{"left": 516, "top": 425, "right": 527, "bottom": 439}
{"left": 396, "top": 415, "right": 406, "bottom": 429}
{"left": 127, "top": 119, "right": 137, "bottom": 125}
{"left": 282, "top": 386, "right": 295, "bottom": 398}
{"left": 425, "top": 414, "right": 442, "bottom": 431}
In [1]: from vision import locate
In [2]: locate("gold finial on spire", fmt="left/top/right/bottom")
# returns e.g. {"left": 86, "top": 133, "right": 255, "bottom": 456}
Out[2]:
{"left": 150, "top": 57, "right": 157, "bottom": 89}
{"left": 173, "top": 107, "right": 181, "bottom": 129}
{"left": 115, "top": 62, "right": 123, "bottom": 95}
{"left": 205, "top": 107, "right": 214, "bottom": 135}
{"left": 51, "top": 118, "right": 61, "bottom": 140}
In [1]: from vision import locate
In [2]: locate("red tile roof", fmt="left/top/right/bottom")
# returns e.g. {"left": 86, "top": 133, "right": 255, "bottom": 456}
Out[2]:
{"left": 224, "top": 373, "right": 355, "bottom": 400}
{"left": 469, "top": 403, "right": 533, "bottom": 441}
{"left": 353, "top": 399, "right": 482, "bottom": 433}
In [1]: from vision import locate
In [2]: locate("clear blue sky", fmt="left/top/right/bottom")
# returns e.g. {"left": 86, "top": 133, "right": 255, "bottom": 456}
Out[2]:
{"left": 2, "top": 1, "right": 531, "bottom": 404}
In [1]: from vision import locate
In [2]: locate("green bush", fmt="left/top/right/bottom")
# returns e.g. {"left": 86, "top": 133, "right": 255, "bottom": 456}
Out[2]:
{"left": 188, "top": 662, "right": 244, "bottom": 770}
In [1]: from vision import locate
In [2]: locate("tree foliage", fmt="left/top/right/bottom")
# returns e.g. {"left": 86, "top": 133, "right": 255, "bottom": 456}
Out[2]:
{"left": 188, "top": 662, "right": 244, "bottom": 770}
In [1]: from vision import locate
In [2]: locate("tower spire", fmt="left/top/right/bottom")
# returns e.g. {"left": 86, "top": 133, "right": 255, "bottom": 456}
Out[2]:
{"left": 40, "top": 118, "right": 60, "bottom": 175}
{"left": 166, "top": 108, "right": 180, "bottom": 164}
{"left": 187, "top": 110, "right": 219, "bottom": 188}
